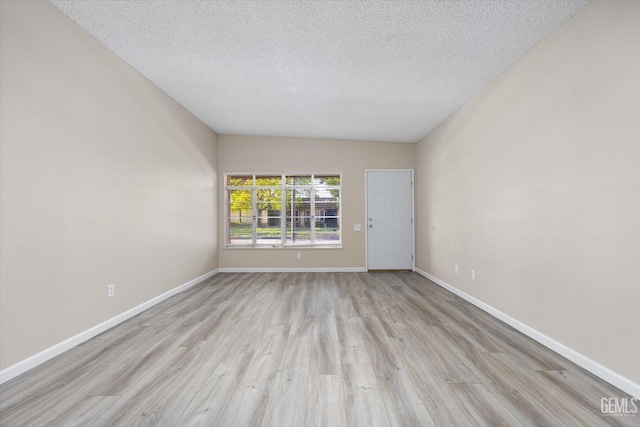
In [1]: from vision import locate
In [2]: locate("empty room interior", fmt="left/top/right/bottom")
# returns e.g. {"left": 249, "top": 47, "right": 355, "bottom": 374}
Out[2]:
{"left": 1, "top": 0, "right": 639, "bottom": 425}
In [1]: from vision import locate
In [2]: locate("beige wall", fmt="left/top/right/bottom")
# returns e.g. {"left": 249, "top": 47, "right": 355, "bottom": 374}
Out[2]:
{"left": 218, "top": 135, "right": 415, "bottom": 269}
{"left": 415, "top": 0, "right": 640, "bottom": 384}
{"left": 0, "top": 1, "right": 218, "bottom": 370}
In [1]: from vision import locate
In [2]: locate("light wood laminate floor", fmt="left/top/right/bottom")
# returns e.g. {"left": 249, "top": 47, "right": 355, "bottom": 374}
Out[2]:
{"left": 0, "top": 272, "right": 636, "bottom": 426}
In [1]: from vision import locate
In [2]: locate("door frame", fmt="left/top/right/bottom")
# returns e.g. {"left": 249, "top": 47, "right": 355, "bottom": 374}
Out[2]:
{"left": 364, "top": 169, "right": 415, "bottom": 271}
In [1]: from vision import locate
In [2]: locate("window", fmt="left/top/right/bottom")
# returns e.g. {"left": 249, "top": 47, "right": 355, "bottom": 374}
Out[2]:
{"left": 225, "top": 173, "right": 341, "bottom": 248}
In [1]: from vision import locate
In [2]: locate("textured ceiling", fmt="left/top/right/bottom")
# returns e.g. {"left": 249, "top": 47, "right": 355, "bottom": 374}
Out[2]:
{"left": 50, "top": 0, "right": 588, "bottom": 143}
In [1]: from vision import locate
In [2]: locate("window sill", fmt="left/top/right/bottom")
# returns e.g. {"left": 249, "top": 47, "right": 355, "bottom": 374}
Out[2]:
{"left": 224, "top": 245, "right": 342, "bottom": 250}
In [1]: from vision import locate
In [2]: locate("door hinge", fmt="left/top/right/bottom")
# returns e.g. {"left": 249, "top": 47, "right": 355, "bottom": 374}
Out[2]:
{"left": 412, "top": 255, "right": 414, "bottom": 261}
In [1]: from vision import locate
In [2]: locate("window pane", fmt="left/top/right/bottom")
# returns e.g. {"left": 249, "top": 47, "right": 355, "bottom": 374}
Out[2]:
{"left": 227, "top": 189, "right": 253, "bottom": 223}
{"left": 256, "top": 223, "right": 281, "bottom": 245}
{"left": 316, "top": 187, "right": 339, "bottom": 229}
{"left": 286, "top": 175, "right": 312, "bottom": 186}
{"left": 313, "top": 175, "right": 341, "bottom": 186}
{"left": 257, "top": 188, "right": 282, "bottom": 213}
{"left": 316, "top": 212, "right": 339, "bottom": 228}
{"left": 285, "top": 218, "right": 311, "bottom": 245}
{"left": 286, "top": 189, "right": 311, "bottom": 218}
{"left": 255, "top": 175, "right": 282, "bottom": 186}
{"left": 314, "top": 227, "right": 340, "bottom": 244}
{"left": 227, "top": 175, "right": 253, "bottom": 186}
{"left": 227, "top": 221, "right": 253, "bottom": 245}
{"left": 226, "top": 188, "right": 253, "bottom": 245}
{"left": 256, "top": 187, "right": 282, "bottom": 244}
{"left": 315, "top": 191, "right": 339, "bottom": 209}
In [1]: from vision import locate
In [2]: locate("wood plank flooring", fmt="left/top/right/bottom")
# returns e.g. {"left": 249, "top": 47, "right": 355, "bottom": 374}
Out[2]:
{"left": 0, "top": 272, "right": 637, "bottom": 426}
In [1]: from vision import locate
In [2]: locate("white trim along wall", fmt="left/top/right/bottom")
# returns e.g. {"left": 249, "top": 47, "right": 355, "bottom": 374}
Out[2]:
{"left": 218, "top": 267, "right": 367, "bottom": 273}
{"left": 5, "top": 267, "right": 639, "bottom": 399}
{"left": 0, "top": 270, "right": 219, "bottom": 385}
{"left": 415, "top": 268, "right": 640, "bottom": 399}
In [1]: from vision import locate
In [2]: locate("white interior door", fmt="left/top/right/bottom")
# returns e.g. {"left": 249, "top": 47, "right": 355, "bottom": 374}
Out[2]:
{"left": 366, "top": 170, "right": 413, "bottom": 270}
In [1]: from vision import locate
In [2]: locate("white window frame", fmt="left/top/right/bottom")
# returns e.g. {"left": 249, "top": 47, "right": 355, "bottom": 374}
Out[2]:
{"left": 225, "top": 173, "right": 342, "bottom": 248}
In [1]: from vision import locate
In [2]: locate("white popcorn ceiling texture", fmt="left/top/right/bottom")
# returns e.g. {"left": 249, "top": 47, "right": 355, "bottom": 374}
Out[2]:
{"left": 50, "top": 0, "right": 589, "bottom": 143}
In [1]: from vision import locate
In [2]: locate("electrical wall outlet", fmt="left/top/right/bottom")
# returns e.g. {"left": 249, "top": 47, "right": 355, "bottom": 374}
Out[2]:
{"left": 455, "top": 264, "right": 459, "bottom": 274}
{"left": 297, "top": 252, "right": 302, "bottom": 259}
{"left": 471, "top": 270, "right": 476, "bottom": 280}
{"left": 107, "top": 284, "right": 115, "bottom": 297}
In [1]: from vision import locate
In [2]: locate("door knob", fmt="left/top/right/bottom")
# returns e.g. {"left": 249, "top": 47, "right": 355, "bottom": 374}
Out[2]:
{"left": 368, "top": 224, "right": 373, "bottom": 228}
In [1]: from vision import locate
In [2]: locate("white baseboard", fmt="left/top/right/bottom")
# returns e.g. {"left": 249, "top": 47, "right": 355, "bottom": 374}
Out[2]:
{"left": 0, "top": 269, "right": 219, "bottom": 385}
{"left": 414, "top": 268, "right": 640, "bottom": 399}
{"left": 219, "top": 267, "right": 367, "bottom": 273}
